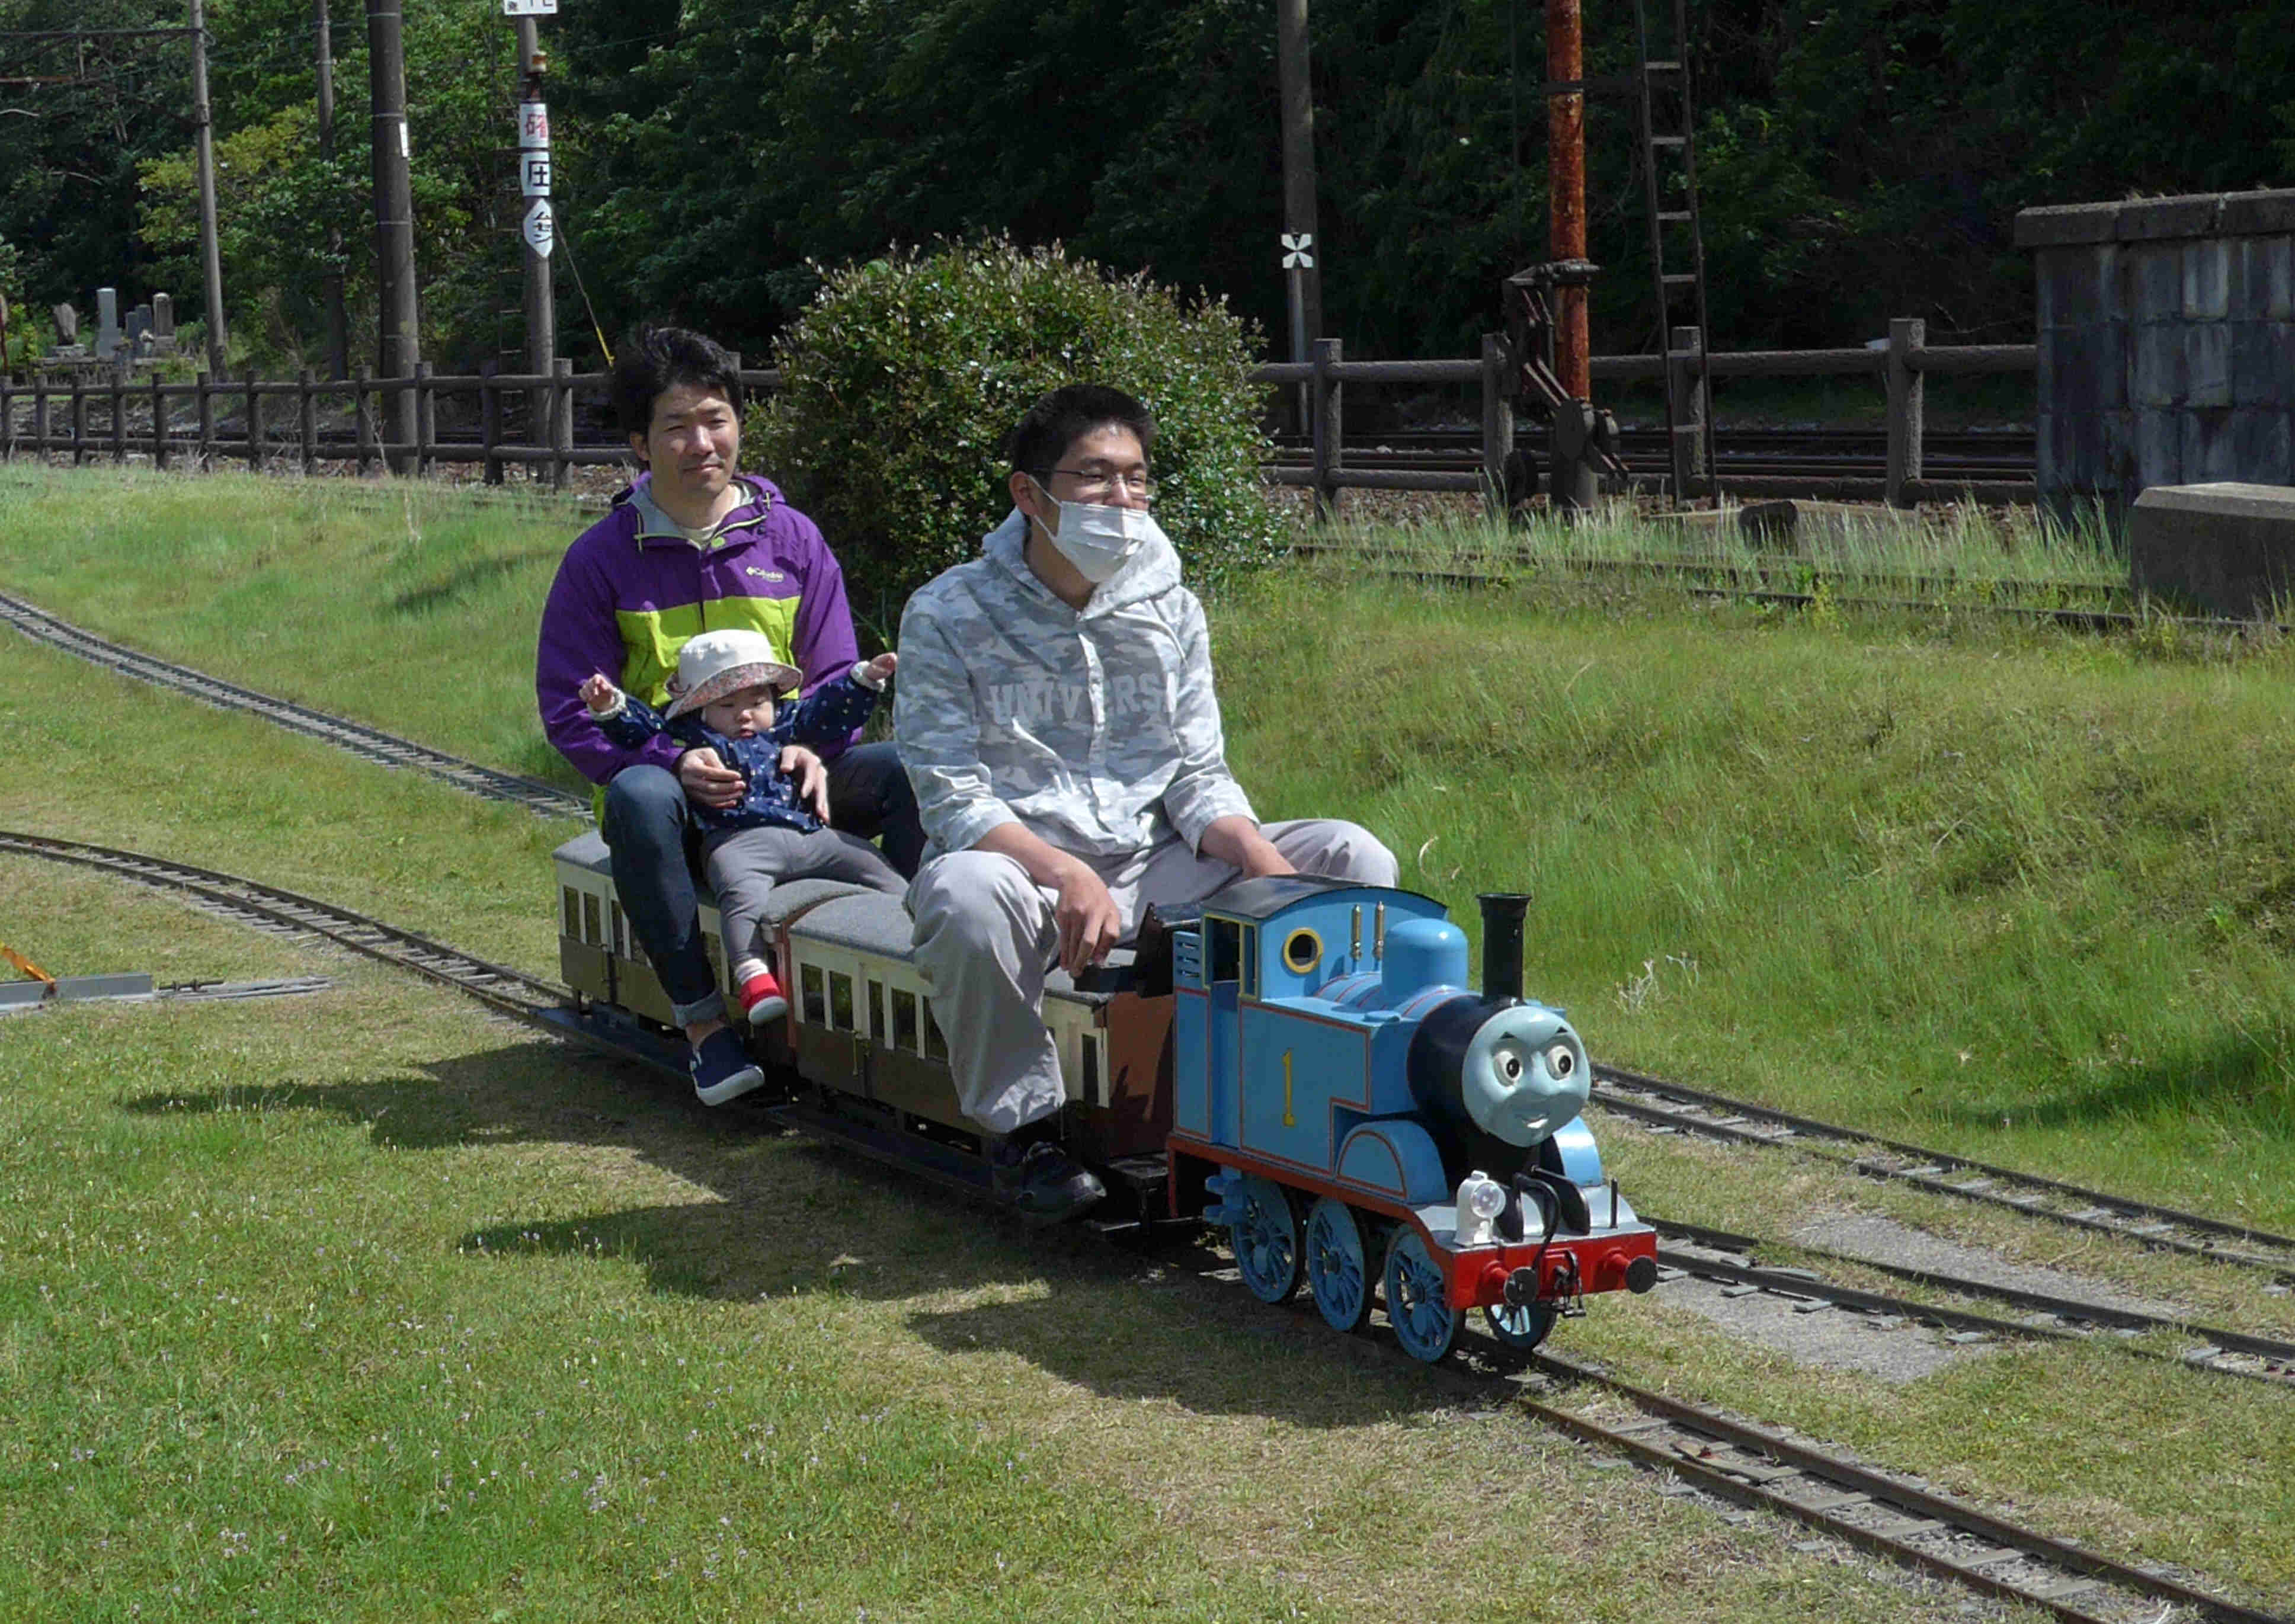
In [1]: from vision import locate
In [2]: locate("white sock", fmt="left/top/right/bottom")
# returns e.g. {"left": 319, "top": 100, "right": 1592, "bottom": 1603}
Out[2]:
{"left": 733, "top": 956, "right": 770, "bottom": 985}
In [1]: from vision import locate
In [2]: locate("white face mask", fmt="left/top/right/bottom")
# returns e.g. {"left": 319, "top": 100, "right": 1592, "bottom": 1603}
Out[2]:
{"left": 1029, "top": 478, "right": 1161, "bottom": 584}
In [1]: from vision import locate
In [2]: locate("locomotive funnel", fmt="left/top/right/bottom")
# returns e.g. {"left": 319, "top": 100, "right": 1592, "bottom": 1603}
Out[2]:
{"left": 1477, "top": 892, "right": 1532, "bottom": 1005}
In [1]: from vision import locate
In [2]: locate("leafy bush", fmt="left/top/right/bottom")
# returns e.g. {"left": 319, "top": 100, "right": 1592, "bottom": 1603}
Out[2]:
{"left": 749, "top": 239, "right": 1281, "bottom": 641}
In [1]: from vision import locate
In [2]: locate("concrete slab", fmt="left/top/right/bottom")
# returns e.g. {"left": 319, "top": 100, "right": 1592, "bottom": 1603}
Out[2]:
{"left": 1788, "top": 1211, "right": 2185, "bottom": 1320}
{"left": 2130, "top": 479, "right": 2295, "bottom": 617}
{"left": 1656, "top": 1270, "right": 1996, "bottom": 1384}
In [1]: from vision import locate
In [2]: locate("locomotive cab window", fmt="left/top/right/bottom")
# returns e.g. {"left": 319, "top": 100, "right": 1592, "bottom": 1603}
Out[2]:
{"left": 1282, "top": 927, "right": 1323, "bottom": 975}
{"left": 828, "top": 970, "right": 856, "bottom": 1033}
{"left": 1208, "top": 917, "right": 1241, "bottom": 984}
{"left": 867, "top": 979, "right": 886, "bottom": 1043}
{"left": 582, "top": 892, "right": 603, "bottom": 946}
{"left": 561, "top": 887, "right": 581, "bottom": 938}
{"left": 891, "top": 986, "right": 921, "bottom": 1054}
{"left": 1239, "top": 926, "right": 1257, "bottom": 997}
{"left": 801, "top": 962, "right": 827, "bottom": 1025}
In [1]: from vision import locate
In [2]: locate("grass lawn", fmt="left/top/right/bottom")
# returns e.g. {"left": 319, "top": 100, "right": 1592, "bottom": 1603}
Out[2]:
{"left": 4, "top": 463, "right": 2293, "bottom": 1616}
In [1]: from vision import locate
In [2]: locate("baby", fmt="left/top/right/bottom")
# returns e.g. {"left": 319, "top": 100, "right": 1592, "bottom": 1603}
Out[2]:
{"left": 582, "top": 627, "right": 906, "bottom": 1060}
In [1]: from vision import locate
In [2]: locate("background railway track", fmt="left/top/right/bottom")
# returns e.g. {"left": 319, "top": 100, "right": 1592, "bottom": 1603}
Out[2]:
{"left": 1593, "top": 1066, "right": 2295, "bottom": 1285}
{"left": 0, "top": 590, "right": 590, "bottom": 820}
{"left": 1269, "top": 426, "right": 2035, "bottom": 486}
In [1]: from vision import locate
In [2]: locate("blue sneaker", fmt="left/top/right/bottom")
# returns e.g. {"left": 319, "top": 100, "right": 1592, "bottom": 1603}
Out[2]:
{"left": 690, "top": 1028, "right": 764, "bottom": 1106}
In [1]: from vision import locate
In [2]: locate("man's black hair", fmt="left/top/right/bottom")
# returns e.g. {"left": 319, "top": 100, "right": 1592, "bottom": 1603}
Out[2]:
{"left": 1005, "top": 383, "right": 1156, "bottom": 478}
{"left": 611, "top": 326, "right": 744, "bottom": 438}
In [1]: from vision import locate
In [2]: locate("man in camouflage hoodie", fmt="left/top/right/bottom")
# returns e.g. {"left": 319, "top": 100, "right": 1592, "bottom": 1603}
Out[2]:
{"left": 896, "top": 384, "right": 1397, "bottom": 1221}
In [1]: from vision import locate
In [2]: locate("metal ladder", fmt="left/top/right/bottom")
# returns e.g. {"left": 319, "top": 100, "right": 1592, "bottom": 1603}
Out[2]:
{"left": 1631, "top": 0, "right": 1719, "bottom": 504}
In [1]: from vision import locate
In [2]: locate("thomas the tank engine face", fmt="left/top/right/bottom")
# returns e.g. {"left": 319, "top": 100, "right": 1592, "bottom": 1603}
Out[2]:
{"left": 1461, "top": 1003, "right": 1589, "bottom": 1147}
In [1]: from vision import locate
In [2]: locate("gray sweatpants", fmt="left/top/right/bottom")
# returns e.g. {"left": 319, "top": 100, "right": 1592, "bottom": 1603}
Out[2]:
{"left": 705, "top": 824, "right": 907, "bottom": 972}
{"left": 907, "top": 819, "right": 1399, "bottom": 1134}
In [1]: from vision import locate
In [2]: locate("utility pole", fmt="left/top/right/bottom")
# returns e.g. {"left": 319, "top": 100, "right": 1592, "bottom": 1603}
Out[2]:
{"left": 367, "top": 0, "right": 420, "bottom": 468}
{"left": 507, "top": 0, "right": 556, "bottom": 451}
{"left": 314, "top": 0, "right": 347, "bottom": 379}
{"left": 188, "top": 0, "right": 227, "bottom": 373}
{"left": 1274, "top": 0, "right": 1322, "bottom": 408}
{"left": 1547, "top": 0, "right": 1589, "bottom": 401}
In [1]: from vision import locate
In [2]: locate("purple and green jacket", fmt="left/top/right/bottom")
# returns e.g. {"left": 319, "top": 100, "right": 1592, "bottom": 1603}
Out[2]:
{"left": 536, "top": 474, "right": 862, "bottom": 795}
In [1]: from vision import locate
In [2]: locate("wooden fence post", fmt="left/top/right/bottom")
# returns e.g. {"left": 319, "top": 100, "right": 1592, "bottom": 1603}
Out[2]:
{"left": 1480, "top": 331, "right": 1513, "bottom": 525}
{"left": 354, "top": 366, "right": 375, "bottom": 475}
{"left": 1311, "top": 337, "right": 1343, "bottom": 522}
{"left": 1669, "top": 324, "right": 1708, "bottom": 496}
{"left": 298, "top": 369, "right": 318, "bottom": 475}
{"left": 196, "top": 371, "right": 214, "bottom": 467}
{"left": 1886, "top": 316, "right": 1925, "bottom": 508}
{"left": 152, "top": 374, "right": 169, "bottom": 469}
{"left": 551, "top": 357, "right": 573, "bottom": 491}
{"left": 70, "top": 375, "right": 87, "bottom": 466}
{"left": 481, "top": 360, "right": 502, "bottom": 485}
{"left": 0, "top": 369, "right": 13, "bottom": 462}
{"left": 110, "top": 369, "right": 127, "bottom": 463}
{"left": 30, "top": 374, "right": 46, "bottom": 460}
{"left": 414, "top": 361, "right": 434, "bottom": 477}
{"left": 245, "top": 366, "right": 264, "bottom": 470}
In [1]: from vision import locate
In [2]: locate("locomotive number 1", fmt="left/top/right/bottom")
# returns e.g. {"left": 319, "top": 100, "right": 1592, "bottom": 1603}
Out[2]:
{"left": 1282, "top": 1050, "right": 1296, "bottom": 1127}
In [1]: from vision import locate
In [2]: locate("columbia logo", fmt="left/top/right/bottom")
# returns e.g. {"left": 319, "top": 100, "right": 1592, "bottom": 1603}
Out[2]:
{"left": 744, "top": 567, "right": 786, "bottom": 582}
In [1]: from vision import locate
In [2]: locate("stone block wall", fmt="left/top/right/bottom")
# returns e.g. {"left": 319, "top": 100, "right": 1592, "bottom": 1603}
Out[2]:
{"left": 2015, "top": 190, "right": 2295, "bottom": 511}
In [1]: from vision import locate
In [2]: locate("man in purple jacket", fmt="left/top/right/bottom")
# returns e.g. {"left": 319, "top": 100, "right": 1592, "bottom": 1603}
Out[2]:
{"left": 536, "top": 326, "right": 921, "bottom": 1104}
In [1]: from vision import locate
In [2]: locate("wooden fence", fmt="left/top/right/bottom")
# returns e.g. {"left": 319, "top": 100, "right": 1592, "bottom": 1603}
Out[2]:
{"left": 1257, "top": 319, "right": 2037, "bottom": 514}
{"left": 0, "top": 322, "right": 2036, "bottom": 509}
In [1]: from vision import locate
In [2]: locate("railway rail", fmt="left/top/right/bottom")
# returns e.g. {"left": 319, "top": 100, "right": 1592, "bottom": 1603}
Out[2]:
{"left": 1268, "top": 425, "right": 2035, "bottom": 487}
{"left": 1179, "top": 1247, "right": 2288, "bottom": 1624}
{"left": 1652, "top": 1220, "right": 2295, "bottom": 1386}
{"left": 8, "top": 828, "right": 2285, "bottom": 1624}
{"left": 1595, "top": 1066, "right": 2295, "bottom": 1284}
{"left": 0, "top": 589, "right": 590, "bottom": 820}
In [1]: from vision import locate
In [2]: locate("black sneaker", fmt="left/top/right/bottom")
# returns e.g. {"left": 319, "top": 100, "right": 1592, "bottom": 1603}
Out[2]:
{"left": 988, "top": 1137, "right": 1106, "bottom": 1223}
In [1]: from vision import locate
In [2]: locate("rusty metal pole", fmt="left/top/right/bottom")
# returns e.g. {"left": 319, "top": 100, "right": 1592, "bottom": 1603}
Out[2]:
{"left": 1547, "top": 0, "right": 1589, "bottom": 403}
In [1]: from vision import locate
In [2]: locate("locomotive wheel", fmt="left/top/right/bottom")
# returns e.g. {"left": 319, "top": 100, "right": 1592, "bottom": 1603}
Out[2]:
{"left": 1304, "top": 1197, "right": 1372, "bottom": 1332}
{"left": 1382, "top": 1229, "right": 1459, "bottom": 1363}
{"left": 1484, "top": 1300, "right": 1557, "bottom": 1350}
{"left": 1230, "top": 1175, "right": 1302, "bottom": 1303}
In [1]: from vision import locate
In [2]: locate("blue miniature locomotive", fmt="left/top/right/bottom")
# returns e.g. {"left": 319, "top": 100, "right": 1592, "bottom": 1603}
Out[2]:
{"left": 1166, "top": 879, "right": 1656, "bottom": 1360}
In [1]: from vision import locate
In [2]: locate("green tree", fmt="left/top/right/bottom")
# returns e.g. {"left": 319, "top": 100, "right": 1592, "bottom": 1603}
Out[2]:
{"left": 751, "top": 239, "right": 1281, "bottom": 637}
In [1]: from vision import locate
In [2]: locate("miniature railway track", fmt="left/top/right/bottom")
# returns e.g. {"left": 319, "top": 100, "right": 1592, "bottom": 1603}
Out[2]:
{"left": 0, "top": 831, "right": 570, "bottom": 1030}
{"left": 1509, "top": 1343, "right": 2284, "bottom": 1624}
{"left": 13, "top": 828, "right": 2284, "bottom": 1623}
{"left": 1651, "top": 1219, "right": 2295, "bottom": 1386}
{"left": 1594, "top": 1066, "right": 2295, "bottom": 1283}
{"left": 1176, "top": 1242, "right": 2288, "bottom": 1624}
{"left": 0, "top": 590, "right": 591, "bottom": 819}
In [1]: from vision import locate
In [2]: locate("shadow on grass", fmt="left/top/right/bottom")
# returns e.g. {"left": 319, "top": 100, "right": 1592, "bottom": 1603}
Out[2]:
{"left": 1934, "top": 1029, "right": 2295, "bottom": 1139}
{"left": 390, "top": 551, "right": 561, "bottom": 617}
{"left": 119, "top": 1045, "right": 1452, "bottom": 1421}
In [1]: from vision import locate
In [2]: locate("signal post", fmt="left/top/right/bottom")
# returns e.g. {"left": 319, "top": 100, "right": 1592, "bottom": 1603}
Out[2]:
{"left": 505, "top": 0, "right": 557, "bottom": 461}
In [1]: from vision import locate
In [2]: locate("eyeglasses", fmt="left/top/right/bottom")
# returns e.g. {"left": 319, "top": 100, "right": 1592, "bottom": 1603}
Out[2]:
{"left": 1036, "top": 465, "right": 1157, "bottom": 502}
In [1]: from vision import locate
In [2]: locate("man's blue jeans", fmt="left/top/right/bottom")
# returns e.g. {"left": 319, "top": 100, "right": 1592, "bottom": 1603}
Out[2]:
{"left": 600, "top": 742, "right": 922, "bottom": 1029}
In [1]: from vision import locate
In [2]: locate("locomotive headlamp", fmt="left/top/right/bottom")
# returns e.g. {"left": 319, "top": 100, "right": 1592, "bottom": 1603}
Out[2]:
{"left": 1456, "top": 1171, "right": 1507, "bottom": 1247}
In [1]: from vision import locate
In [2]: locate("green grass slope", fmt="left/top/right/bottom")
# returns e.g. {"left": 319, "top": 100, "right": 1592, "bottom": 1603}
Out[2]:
{"left": 4, "top": 464, "right": 2291, "bottom": 1223}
